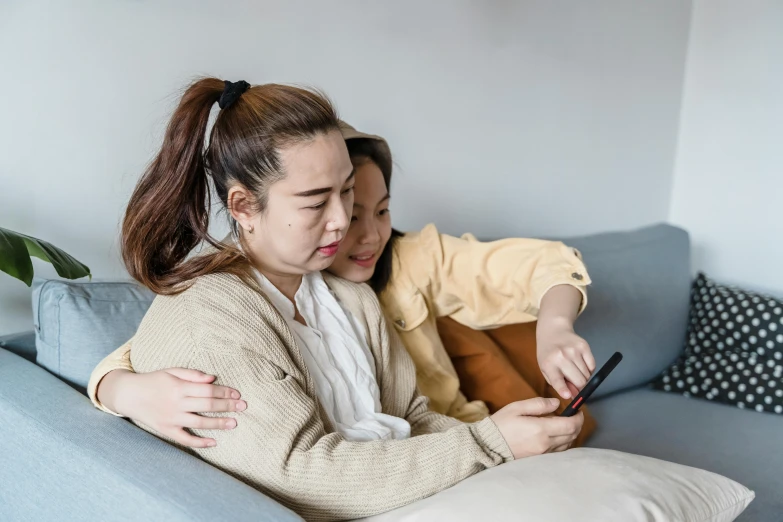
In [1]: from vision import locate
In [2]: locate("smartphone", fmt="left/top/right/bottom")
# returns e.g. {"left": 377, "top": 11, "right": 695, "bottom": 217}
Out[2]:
{"left": 559, "top": 351, "right": 623, "bottom": 417}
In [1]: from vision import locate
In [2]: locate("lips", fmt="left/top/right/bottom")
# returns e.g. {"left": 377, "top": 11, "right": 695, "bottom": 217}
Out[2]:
{"left": 317, "top": 241, "right": 341, "bottom": 257}
{"left": 349, "top": 251, "right": 377, "bottom": 268}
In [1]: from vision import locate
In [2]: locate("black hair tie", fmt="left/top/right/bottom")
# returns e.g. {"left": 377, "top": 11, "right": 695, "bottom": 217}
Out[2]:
{"left": 218, "top": 80, "right": 250, "bottom": 110}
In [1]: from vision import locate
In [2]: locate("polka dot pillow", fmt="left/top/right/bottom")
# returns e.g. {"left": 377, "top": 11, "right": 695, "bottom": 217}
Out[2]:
{"left": 653, "top": 272, "right": 783, "bottom": 414}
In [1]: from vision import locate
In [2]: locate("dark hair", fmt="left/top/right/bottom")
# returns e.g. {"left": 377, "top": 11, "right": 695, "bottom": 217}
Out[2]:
{"left": 344, "top": 137, "right": 401, "bottom": 294}
{"left": 122, "top": 77, "right": 339, "bottom": 294}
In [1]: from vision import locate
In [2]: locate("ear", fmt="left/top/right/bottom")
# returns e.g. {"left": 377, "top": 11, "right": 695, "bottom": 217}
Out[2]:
{"left": 227, "top": 185, "right": 257, "bottom": 232}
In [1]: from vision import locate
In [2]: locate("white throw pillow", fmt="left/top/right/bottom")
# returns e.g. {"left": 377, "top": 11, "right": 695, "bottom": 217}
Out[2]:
{"left": 361, "top": 448, "right": 754, "bottom": 522}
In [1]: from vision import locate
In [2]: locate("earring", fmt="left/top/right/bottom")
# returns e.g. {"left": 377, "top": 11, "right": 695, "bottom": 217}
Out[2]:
{"left": 246, "top": 226, "right": 254, "bottom": 234}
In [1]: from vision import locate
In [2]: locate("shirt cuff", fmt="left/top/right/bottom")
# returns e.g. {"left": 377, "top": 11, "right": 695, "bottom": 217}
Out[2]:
{"left": 533, "top": 243, "right": 591, "bottom": 315}
{"left": 87, "top": 370, "right": 125, "bottom": 417}
{"left": 537, "top": 281, "right": 589, "bottom": 316}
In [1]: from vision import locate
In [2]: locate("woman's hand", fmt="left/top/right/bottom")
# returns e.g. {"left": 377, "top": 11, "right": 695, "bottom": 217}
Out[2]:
{"left": 536, "top": 284, "right": 595, "bottom": 399}
{"left": 98, "top": 368, "right": 246, "bottom": 448}
{"left": 490, "top": 398, "right": 584, "bottom": 459}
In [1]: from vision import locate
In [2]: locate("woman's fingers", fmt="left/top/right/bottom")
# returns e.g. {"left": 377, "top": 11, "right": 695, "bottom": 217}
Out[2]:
{"left": 537, "top": 415, "right": 582, "bottom": 451}
{"left": 541, "top": 415, "right": 583, "bottom": 437}
{"left": 183, "top": 381, "right": 242, "bottom": 400}
{"left": 161, "top": 369, "right": 242, "bottom": 400}
{"left": 165, "top": 367, "right": 217, "bottom": 383}
{"left": 176, "top": 412, "right": 238, "bottom": 431}
{"left": 181, "top": 397, "right": 247, "bottom": 414}
{"left": 549, "top": 432, "right": 579, "bottom": 448}
{"left": 504, "top": 397, "right": 561, "bottom": 417}
{"left": 167, "top": 427, "right": 218, "bottom": 449}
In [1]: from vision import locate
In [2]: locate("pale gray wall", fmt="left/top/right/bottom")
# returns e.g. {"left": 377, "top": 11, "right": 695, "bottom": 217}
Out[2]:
{"left": 0, "top": 0, "right": 692, "bottom": 333}
{"left": 669, "top": 0, "right": 783, "bottom": 296}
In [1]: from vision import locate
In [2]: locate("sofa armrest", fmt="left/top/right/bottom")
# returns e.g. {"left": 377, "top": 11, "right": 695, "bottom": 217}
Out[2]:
{"left": 0, "top": 330, "right": 36, "bottom": 363}
{"left": 0, "top": 348, "right": 302, "bottom": 522}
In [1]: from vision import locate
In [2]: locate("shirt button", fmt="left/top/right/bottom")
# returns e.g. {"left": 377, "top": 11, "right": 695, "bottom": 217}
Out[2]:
{"left": 571, "top": 272, "right": 584, "bottom": 281}
{"left": 395, "top": 319, "right": 406, "bottom": 328}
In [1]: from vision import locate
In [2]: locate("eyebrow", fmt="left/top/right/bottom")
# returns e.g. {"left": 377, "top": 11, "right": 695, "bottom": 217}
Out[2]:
{"left": 353, "top": 193, "right": 391, "bottom": 210}
{"left": 294, "top": 169, "right": 355, "bottom": 197}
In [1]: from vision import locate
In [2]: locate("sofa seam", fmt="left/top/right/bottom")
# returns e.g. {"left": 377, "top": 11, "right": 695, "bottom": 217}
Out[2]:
{"left": 56, "top": 293, "right": 64, "bottom": 375}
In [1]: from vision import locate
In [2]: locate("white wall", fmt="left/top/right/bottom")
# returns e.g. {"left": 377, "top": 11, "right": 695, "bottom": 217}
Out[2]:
{"left": 669, "top": 0, "right": 783, "bottom": 296}
{"left": 0, "top": 0, "right": 692, "bottom": 334}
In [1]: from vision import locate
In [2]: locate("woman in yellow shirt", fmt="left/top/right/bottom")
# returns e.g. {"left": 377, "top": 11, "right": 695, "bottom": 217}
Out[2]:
{"left": 89, "top": 122, "right": 596, "bottom": 448}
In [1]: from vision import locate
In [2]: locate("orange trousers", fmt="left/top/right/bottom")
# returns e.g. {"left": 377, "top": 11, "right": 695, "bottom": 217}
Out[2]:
{"left": 436, "top": 317, "right": 596, "bottom": 447}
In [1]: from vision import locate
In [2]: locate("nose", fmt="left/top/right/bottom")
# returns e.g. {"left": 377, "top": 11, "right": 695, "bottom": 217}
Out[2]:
{"left": 325, "top": 196, "right": 350, "bottom": 233}
{"left": 358, "top": 218, "right": 381, "bottom": 245}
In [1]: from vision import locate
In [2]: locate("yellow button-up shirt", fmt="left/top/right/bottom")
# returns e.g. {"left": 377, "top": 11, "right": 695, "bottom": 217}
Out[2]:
{"left": 378, "top": 224, "right": 590, "bottom": 422}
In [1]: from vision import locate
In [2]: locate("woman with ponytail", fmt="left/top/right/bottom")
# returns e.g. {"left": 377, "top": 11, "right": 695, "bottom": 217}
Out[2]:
{"left": 88, "top": 78, "right": 584, "bottom": 521}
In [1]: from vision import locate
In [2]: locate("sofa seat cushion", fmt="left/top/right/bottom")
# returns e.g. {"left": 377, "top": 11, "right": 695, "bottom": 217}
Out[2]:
{"left": 587, "top": 387, "right": 783, "bottom": 520}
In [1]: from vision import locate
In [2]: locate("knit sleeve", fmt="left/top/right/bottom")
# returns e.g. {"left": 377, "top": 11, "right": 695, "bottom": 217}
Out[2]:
{"left": 87, "top": 341, "right": 134, "bottom": 416}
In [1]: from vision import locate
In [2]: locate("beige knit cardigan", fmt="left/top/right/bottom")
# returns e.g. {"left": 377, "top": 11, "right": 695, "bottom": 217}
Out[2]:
{"left": 126, "top": 271, "right": 513, "bottom": 521}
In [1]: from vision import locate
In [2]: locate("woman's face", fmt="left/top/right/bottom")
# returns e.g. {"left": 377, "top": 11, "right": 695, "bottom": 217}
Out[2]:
{"left": 231, "top": 129, "right": 355, "bottom": 277}
{"left": 328, "top": 158, "right": 392, "bottom": 283}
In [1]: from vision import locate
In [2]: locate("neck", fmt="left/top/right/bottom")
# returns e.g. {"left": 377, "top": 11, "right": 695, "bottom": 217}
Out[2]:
{"left": 236, "top": 233, "right": 304, "bottom": 303}
{"left": 256, "top": 265, "right": 304, "bottom": 304}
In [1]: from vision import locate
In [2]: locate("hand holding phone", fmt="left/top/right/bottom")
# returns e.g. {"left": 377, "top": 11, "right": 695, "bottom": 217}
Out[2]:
{"left": 560, "top": 352, "right": 623, "bottom": 417}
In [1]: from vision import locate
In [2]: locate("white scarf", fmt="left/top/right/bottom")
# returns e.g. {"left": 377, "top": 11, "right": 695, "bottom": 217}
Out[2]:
{"left": 254, "top": 270, "right": 411, "bottom": 442}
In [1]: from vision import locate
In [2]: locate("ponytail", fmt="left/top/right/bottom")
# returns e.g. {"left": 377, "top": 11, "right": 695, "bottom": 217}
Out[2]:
{"left": 122, "top": 78, "right": 249, "bottom": 294}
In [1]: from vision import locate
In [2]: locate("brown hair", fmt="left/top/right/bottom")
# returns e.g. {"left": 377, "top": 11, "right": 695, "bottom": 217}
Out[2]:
{"left": 344, "top": 136, "right": 402, "bottom": 294}
{"left": 122, "top": 77, "right": 339, "bottom": 294}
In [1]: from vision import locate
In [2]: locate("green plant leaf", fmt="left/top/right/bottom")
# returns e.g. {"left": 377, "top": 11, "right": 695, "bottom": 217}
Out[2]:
{"left": 0, "top": 227, "right": 91, "bottom": 286}
{"left": 0, "top": 227, "right": 35, "bottom": 286}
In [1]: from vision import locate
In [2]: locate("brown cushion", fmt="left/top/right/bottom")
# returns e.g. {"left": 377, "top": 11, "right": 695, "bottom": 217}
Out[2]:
{"left": 437, "top": 317, "right": 596, "bottom": 446}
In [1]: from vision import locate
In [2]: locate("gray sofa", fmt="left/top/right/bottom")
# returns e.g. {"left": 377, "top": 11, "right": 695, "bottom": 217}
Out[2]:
{"left": 1, "top": 223, "right": 779, "bottom": 521}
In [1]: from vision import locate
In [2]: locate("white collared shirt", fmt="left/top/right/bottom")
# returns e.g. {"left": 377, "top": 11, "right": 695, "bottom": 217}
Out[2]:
{"left": 254, "top": 270, "right": 411, "bottom": 442}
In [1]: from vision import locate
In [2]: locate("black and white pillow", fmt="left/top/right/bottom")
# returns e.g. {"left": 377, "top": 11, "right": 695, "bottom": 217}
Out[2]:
{"left": 653, "top": 272, "right": 783, "bottom": 414}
